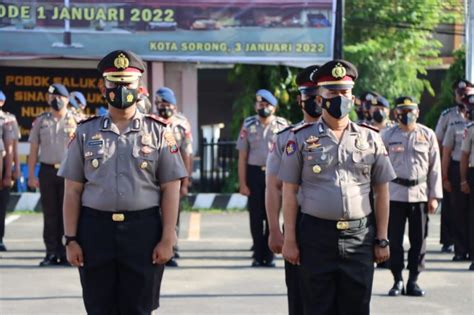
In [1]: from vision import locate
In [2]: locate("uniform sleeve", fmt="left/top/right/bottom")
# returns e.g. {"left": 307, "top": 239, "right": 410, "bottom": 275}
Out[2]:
{"left": 427, "top": 130, "right": 443, "bottom": 199}
{"left": 11, "top": 117, "right": 20, "bottom": 140}
{"left": 157, "top": 127, "right": 188, "bottom": 184}
{"left": 435, "top": 114, "right": 448, "bottom": 142}
{"left": 182, "top": 119, "right": 194, "bottom": 155}
{"left": 278, "top": 133, "right": 303, "bottom": 184}
{"left": 2, "top": 119, "right": 16, "bottom": 141}
{"left": 461, "top": 127, "right": 473, "bottom": 153}
{"left": 58, "top": 131, "right": 85, "bottom": 182}
{"left": 236, "top": 124, "right": 249, "bottom": 151}
{"left": 442, "top": 126, "right": 455, "bottom": 149}
{"left": 371, "top": 132, "right": 396, "bottom": 184}
{"left": 28, "top": 116, "right": 41, "bottom": 144}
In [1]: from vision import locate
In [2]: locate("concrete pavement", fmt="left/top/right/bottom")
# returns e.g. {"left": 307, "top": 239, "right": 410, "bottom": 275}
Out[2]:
{"left": 0, "top": 212, "right": 473, "bottom": 315}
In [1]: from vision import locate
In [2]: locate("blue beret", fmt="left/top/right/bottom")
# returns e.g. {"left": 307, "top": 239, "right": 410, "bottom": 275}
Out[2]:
{"left": 256, "top": 89, "right": 277, "bottom": 106}
{"left": 375, "top": 95, "right": 390, "bottom": 108}
{"left": 155, "top": 87, "right": 176, "bottom": 105}
{"left": 48, "top": 83, "right": 69, "bottom": 97}
{"left": 69, "top": 91, "right": 87, "bottom": 108}
{"left": 0, "top": 90, "right": 5, "bottom": 101}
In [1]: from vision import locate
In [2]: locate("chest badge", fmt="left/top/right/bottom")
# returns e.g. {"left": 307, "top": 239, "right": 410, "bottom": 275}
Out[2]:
{"left": 91, "top": 133, "right": 102, "bottom": 140}
{"left": 305, "top": 135, "right": 321, "bottom": 150}
{"left": 140, "top": 161, "right": 148, "bottom": 169}
{"left": 312, "top": 165, "right": 322, "bottom": 174}
{"left": 355, "top": 135, "right": 369, "bottom": 151}
{"left": 91, "top": 158, "right": 99, "bottom": 169}
{"left": 142, "top": 133, "right": 152, "bottom": 146}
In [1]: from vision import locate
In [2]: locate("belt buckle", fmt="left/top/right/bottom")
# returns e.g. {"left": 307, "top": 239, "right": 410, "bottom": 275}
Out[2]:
{"left": 261, "top": 166, "right": 266, "bottom": 171}
{"left": 54, "top": 164, "right": 60, "bottom": 169}
{"left": 112, "top": 213, "right": 125, "bottom": 222}
{"left": 336, "top": 221, "right": 349, "bottom": 230}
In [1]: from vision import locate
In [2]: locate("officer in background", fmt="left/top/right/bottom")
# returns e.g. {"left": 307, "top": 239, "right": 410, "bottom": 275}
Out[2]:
{"left": 69, "top": 91, "right": 88, "bottom": 121}
{"left": 59, "top": 50, "right": 187, "bottom": 314}
{"left": 359, "top": 91, "right": 380, "bottom": 125}
{"left": 460, "top": 94, "right": 474, "bottom": 271}
{"left": 435, "top": 79, "right": 472, "bottom": 252}
{"left": 237, "top": 89, "right": 289, "bottom": 267}
{"left": 442, "top": 89, "right": 473, "bottom": 262}
{"left": 279, "top": 60, "right": 395, "bottom": 314}
{"left": 354, "top": 95, "right": 365, "bottom": 124}
{"left": 369, "top": 95, "right": 395, "bottom": 133}
{"left": 265, "top": 65, "right": 320, "bottom": 315}
{"left": 137, "top": 86, "right": 152, "bottom": 114}
{"left": 28, "top": 83, "right": 78, "bottom": 266}
{"left": 155, "top": 86, "right": 193, "bottom": 267}
{"left": 0, "top": 90, "right": 18, "bottom": 252}
{"left": 383, "top": 97, "right": 442, "bottom": 297}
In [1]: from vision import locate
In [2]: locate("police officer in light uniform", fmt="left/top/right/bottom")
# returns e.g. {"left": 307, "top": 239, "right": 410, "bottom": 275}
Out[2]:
{"left": 383, "top": 96, "right": 442, "bottom": 297}
{"left": 442, "top": 89, "right": 473, "bottom": 262}
{"left": 69, "top": 91, "right": 88, "bottom": 121}
{"left": 237, "top": 89, "right": 289, "bottom": 267}
{"left": 28, "top": 83, "right": 78, "bottom": 266}
{"left": 460, "top": 93, "right": 474, "bottom": 271}
{"left": 279, "top": 60, "right": 396, "bottom": 314}
{"left": 0, "top": 90, "right": 18, "bottom": 252}
{"left": 359, "top": 91, "right": 380, "bottom": 125}
{"left": 265, "top": 65, "right": 320, "bottom": 315}
{"left": 369, "top": 95, "right": 395, "bottom": 133}
{"left": 435, "top": 79, "right": 472, "bottom": 252}
{"left": 59, "top": 50, "right": 187, "bottom": 314}
{"left": 155, "top": 86, "right": 193, "bottom": 267}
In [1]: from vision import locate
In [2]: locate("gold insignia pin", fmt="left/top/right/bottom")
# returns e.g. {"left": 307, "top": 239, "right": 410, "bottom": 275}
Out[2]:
{"left": 142, "top": 134, "right": 152, "bottom": 145}
{"left": 331, "top": 63, "right": 346, "bottom": 79}
{"left": 114, "top": 53, "right": 129, "bottom": 70}
{"left": 305, "top": 136, "right": 319, "bottom": 144}
{"left": 312, "top": 165, "right": 322, "bottom": 174}
{"left": 91, "top": 133, "right": 102, "bottom": 140}
{"left": 404, "top": 98, "right": 412, "bottom": 105}
{"left": 307, "top": 143, "right": 321, "bottom": 150}
{"left": 85, "top": 151, "right": 93, "bottom": 157}
{"left": 140, "top": 161, "right": 148, "bottom": 169}
{"left": 127, "top": 94, "right": 134, "bottom": 102}
{"left": 91, "top": 158, "right": 99, "bottom": 168}
{"left": 164, "top": 131, "right": 177, "bottom": 147}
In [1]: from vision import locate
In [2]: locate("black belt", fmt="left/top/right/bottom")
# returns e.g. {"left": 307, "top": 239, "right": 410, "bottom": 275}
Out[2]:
{"left": 40, "top": 162, "right": 61, "bottom": 169}
{"left": 248, "top": 164, "right": 266, "bottom": 172}
{"left": 392, "top": 176, "right": 427, "bottom": 187}
{"left": 81, "top": 206, "right": 159, "bottom": 222}
{"left": 303, "top": 213, "right": 373, "bottom": 230}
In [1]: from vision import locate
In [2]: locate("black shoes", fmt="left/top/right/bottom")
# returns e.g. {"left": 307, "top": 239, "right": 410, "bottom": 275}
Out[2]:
{"left": 165, "top": 258, "right": 178, "bottom": 267}
{"left": 452, "top": 254, "right": 469, "bottom": 262}
{"left": 441, "top": 244, "right": 453, "bottom": 253}
{"left": 388, "top": 281, "right": 405, "bottom": 296}
{"left": 0, "top": 242, "right": 7, "bottom": 252}
{"left": 406, "top": 281, "right": 425, "bottom": 297}
{"left": 39, "top": 254, "right": 59, "bottom": 267}
{"left": 251, "top": 260, "right": 275, "bottom": 267}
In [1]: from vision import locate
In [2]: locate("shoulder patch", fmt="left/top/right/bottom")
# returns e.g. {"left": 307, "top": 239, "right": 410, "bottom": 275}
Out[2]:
{"left": 146, "top": 114, "right": 169, "bottom": 126}
{"left": 291, "top": 122, "right": 312, "bottom": 133}
{"left": 358, "top": 122, "right": 380, "bottom": 133}
{"left": 276, "top": 125, "right": 293, "bottom": 135}
{"left": 77, "top": 115, "right": 99, "bottom": 125}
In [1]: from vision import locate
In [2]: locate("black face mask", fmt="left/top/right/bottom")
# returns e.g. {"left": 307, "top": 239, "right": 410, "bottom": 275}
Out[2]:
{"left": 302, "top": 96, "right": 322, "bottom": 118}
{"left": 467, "top": 108, "right": 474, "bottom": 121}
{"left": 158, "top": 108, "right": 174, "bottom": 119}
{"left": 322, "top": 95, "right": 353, "bottom": 119}
{"left": 257, "top": 107, "right": 272, "bottom": 118}
{"left": 105, "top": 86, "right": 138, "bottom": 109}
{"left": 50, "top": 98, "right": 66, "bottom": 111}
{"left": 397, "top": 112, "right": 417, "bottom": 125}
{"left": 372, "top": 109, "right": 387, "bottom": 123}
{"left": 356, "top": 109, "right": 365, "bottom": 121}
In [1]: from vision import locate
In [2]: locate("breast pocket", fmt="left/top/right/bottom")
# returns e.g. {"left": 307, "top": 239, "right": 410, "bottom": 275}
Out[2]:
{"left": 132, "top": 146, "right": 159, "bottom": 173}
{"left": 303, "top": 149, "right": 331, "bottom": 175}
{"left": 39, "top": 126, "right": 52, "bottom": 143}
{"left": 352, "top": 150, "right": 375, "bottom": 181}
{"left": 84, "top": 148, "right": 106, "bottom": 179}
{"left": 413, "top": 142, "right": 430, "bottom": 169}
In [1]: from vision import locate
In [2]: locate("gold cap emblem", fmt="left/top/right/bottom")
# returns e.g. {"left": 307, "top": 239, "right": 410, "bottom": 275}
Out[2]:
{"left": 404, "top": 98, "right": 412, "bottom": 105}
{"left": 114, "top": 53, "right": 129, "bottom": 70}
{"left": 312, "top": 165, "right": 322, "bottom": 174}
{"left": 331, "top": 63, "right": 346, "bottom": 79}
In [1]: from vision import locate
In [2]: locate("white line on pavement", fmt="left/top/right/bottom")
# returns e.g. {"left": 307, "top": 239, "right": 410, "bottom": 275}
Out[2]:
{"left": 5, "top": 215, "right": 20, "bottom": 225}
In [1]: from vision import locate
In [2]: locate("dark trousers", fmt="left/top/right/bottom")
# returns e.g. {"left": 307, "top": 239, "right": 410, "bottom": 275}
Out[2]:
{"left": 388, "top": 201, "right": 428, "bottom": 279}
{"left": 448, "top": 161, "right": 469, "bottom": 256}
{"left": 246, "top": 164, "right": 273, "bottom": 263}
{"left": 38, "top": 163, "right": 65, "bottom": 257}
{"left": 440, "top": 190, "right": 453, "bottom": 246}
{"left": 78, "top": 207, "right": 165, "bottom": 315}
{"left": 468, "top": 168, "right": 474, "bottom": 260}
{"left": 0, "top": 187, "right": 9, "bottom": 241}
{"left": 298, "top": 214, "right": 375, "bottom": 315}
{"left": 284, "top": 211, "right": 303, "bottom": 315}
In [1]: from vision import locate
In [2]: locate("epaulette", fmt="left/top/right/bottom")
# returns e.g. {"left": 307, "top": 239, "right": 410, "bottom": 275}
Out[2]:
{"left": 275, "top": 116, "right": 289, "bottom": 125}
{"left": 291, "top": 122, "right": 311, "bottom": 133}
{"left": 243, "top": 116, "right": 257, "bottom": 127}
{"left": 77, "top": 115, "right": 99, "bottom": 125}
{"left": 146, "top": 114, "right": 169, "bottom": 125}
{"left": 467, "top": 121, "right": 474, "bottom": 128}
{"left": 358, "top": 122, "right": 380, "bottom": 133}
{"left": 276, "top": 125, "right": 293, "bottom": 135}
{"left": 441, "top": 107, "right": 454, "bottom": 117}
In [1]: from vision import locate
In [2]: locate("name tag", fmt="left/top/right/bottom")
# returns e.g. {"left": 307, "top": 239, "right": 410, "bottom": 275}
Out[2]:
{"left": 87, "top": 140, "right": 104, "bottom": 147}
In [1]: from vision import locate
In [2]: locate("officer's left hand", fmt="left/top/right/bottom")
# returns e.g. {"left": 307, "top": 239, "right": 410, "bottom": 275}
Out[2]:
{"left": 152, "top": 237, "right": 176, "bottom": 265}
{"left": 427, "top": 198, "right": 438, "bottom": 214}
{"left": 374, "top": 245, "right": 390, "bottom": 264}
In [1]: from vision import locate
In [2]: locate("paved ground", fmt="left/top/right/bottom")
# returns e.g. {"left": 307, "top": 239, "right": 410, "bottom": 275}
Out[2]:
{"left": 0, "top": 211, "right": 473, "bottom": 315}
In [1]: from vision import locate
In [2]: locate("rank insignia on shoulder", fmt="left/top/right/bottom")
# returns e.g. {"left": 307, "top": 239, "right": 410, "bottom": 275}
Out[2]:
{"left": 286, "top": 140, "right": 297, "bottom": 156}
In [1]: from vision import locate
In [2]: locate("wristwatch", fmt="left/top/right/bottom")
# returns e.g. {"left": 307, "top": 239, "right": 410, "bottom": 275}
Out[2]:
{"left": 62, "top": 235, "right": 78, "bottom": 246}
{"left": 375, "top": 238, "right": 390, "bottom": 248}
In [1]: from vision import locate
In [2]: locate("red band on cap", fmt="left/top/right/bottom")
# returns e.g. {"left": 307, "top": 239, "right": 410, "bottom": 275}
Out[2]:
{"left": 103, "top": 67, "right": 142, "bottom": 73}
{"left": 298, "top": 82, "right": 317, "bottom": 88}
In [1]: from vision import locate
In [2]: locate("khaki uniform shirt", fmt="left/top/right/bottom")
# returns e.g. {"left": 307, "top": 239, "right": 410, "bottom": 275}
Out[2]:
{"left": 58, "top": 111, "right": 187, "bottom": 212}
{"left": 169, "top": 112, "right": 193, "bottom": 155}
{"left": 443, "top": 120, "right": 468, "bottom": 162}
{"left": 29, "top": 110, "right": 78, "bottom": 165}
{"left": 461, "top": 121, "right": 474, "bottom": 165}
{"left": 382, "top": 124, "right": 443, "bottom": 202}
{"left": 278, "top": 120, "right": 396, "bottom": 220}
{"left": 236, "top": 115, "right": 290, "bottom": 166}
{"left": 0, "top": 111, "right": 17, "bottom": 155}
{"left": 435, "top": 106, "right": 464, "bottom": 142}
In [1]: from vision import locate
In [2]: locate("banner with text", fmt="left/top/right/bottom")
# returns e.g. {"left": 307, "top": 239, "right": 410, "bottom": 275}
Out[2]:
{"left": 0, "top": 0, "right": 335, "bottom": 63}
